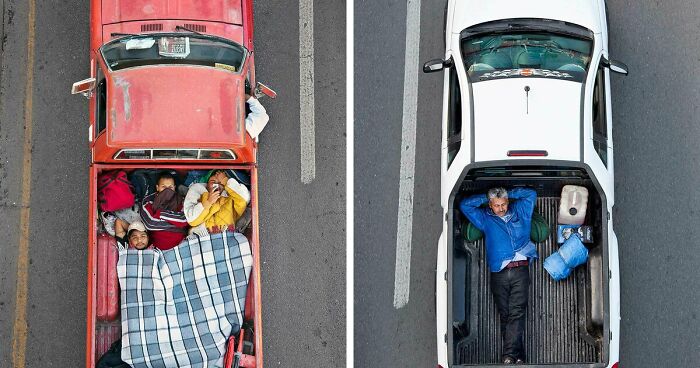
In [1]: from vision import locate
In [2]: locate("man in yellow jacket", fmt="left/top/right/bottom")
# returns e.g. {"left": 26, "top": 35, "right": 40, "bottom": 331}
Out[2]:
{"left": 186, "top": 170, "right": 250, "bottom": 234}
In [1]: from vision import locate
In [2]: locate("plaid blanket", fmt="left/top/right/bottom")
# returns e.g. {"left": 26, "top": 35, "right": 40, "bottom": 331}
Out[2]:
{"left": 117, "top": 231, "right": 252, "bottom": 367}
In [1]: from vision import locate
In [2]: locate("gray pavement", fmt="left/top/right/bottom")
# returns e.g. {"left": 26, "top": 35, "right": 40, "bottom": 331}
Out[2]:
{"left": 608, "top": 1, "right": 700, "bottom": 366}
{"left": 0, "top": 1, "right": 345, "bottom": 367}
{"left": 355, "top": 1, "right": 700, "bottom": 367}
{"left": 255, "top": 1, "right": 346, "bottom": 367}
{"left": 354, "top": 0, "right": 443, "bottom": 367}
{"left": 0, "top": 1, "right": 91, "bottom": 366}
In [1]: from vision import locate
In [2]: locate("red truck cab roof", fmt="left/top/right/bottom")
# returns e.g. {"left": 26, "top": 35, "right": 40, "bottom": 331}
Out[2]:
{"left": 92, "top": 59, "right": 256, "bottom": 164}
{"left": 107, "top": 66, "right": 246, "bottom": 148}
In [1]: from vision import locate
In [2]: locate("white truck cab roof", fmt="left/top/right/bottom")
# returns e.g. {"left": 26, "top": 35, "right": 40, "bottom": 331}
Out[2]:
{"left": 472, "top": 77, "right": 581, "bottom": 162}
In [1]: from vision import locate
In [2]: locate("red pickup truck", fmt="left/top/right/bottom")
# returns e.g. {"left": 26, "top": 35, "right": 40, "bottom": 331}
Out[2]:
{"left": 72, "top": 1, "right": 274, "bottom": 367}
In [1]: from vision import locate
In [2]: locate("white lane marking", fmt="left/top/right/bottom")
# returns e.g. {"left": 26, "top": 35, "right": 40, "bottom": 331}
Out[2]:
{"left": 299, "top": 0, "right": 316, "bottom": 184}
{"left": 393, "top": 0, "right": 421, "bottom": 310}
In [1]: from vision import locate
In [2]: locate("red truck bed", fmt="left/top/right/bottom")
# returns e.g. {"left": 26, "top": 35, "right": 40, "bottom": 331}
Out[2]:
{"left": 87, "top": 164, "right": 263, "bottom": 367}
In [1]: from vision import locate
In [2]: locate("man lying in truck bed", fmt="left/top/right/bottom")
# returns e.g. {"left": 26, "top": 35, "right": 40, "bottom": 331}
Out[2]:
{"left": 113, "top": 219, "right": 151, "bottom": 251}
{"left": 138, "top": 171, "right": 189, "bottom": 250}
{"left": 459, "top": 187, "right": 538, "bottom": 364}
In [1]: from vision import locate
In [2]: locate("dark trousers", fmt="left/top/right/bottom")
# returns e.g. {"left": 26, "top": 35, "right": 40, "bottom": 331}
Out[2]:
{"left": 490, "top": 265, "right": 530, "bottom": 360}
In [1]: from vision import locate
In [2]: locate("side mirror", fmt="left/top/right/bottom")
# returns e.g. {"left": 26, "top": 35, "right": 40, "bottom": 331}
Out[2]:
{"left": 255, "top": 82, "right": 277, "bottom": 99}
{"left": 71, "top": 77, "right": 96, "bottom": 98}
{"left": 422, "top": 58, "right": 453, "bottom": 73}
{"left": 601, "top": 57, "right": 628, "bottom": 75}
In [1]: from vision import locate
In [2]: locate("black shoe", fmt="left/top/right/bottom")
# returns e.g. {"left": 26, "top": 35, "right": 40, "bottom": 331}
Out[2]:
{"left": 502, "top": 356, "right": 516, "bottom": 364}
{"left": 452, "top": 321, "right": 467, "bottom": 339}
{"left": 515, "top": 358, "right": 525, "bottom": 364}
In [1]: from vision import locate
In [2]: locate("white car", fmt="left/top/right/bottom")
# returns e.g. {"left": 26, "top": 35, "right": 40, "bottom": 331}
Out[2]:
{"left": 423, "top": 1, "right": 627, "bottom": 367}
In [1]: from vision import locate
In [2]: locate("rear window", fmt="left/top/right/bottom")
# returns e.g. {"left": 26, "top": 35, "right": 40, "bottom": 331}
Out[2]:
{"left": 115, "top": 149, "right": 236, "bottom": 160}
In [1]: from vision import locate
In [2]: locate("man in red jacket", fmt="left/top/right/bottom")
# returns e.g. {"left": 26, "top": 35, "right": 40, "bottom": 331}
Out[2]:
{"left": 138, "top": 171, "right": 188, "bottom": 250}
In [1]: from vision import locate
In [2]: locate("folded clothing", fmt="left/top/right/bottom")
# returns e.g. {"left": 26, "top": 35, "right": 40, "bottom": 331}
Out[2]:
{"left": 544, "top": 234, "right": 588, "bottom": 281}
{"left": 543, "top": 252, "right": 572, "bottom": 281}
{"left": 558, "top": 234, "right": 588, "bottom": 268}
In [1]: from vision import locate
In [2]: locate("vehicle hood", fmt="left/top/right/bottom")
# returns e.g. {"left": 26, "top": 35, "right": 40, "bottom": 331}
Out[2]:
{"left": 471, "top": 78, "right": 582, "bottom": 162}
{"left": 452, "top": 0, "right": 602, "bottom": 34}
{"left": 102, "top": 0, "right": 243, "bottom": 25}
{"left": 106, "top": 66, "right": 246, "bottom": 148}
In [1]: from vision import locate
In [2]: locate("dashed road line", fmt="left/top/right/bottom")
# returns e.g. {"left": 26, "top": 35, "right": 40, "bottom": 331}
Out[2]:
{"left": 299, "top": 0, "right": 316, "bottom": 184}
{"left": 393, "top": 0, "right": 421, "bottom": 310}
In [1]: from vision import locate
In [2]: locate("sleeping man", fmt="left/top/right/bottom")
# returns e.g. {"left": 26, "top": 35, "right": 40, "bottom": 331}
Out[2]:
{"left": 138, "top": 171, "right": 188, "bottom": 250}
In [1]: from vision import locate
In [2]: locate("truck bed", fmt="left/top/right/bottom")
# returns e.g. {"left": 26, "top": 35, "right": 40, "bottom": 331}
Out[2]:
{"left": 88, "top": 165, "right": 260, "bottom": 367}
{"left": 454, "top": 197, "right": 601, "bottom": 365}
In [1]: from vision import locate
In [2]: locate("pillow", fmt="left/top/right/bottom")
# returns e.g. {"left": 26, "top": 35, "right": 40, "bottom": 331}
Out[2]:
{"left": 530, "top": 211, "right": 550, "bottom": 243}
{"left": 462, "top": 221, "right": 484, "bottom": 242}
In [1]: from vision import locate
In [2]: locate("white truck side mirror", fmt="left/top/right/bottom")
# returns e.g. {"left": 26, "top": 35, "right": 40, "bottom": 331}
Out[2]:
{"left": 601, "top": 57, "right": 629, "bottom": 75}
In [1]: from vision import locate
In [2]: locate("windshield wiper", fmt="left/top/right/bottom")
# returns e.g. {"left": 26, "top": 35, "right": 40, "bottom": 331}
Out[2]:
{"left": 175, "top": 25, "right": 203, "bottom": 35}
{"left": 110, "top": 32, "right": 137, "bottom": 37}
{"left": 507, "top": 23, "right": 537, "bottom": 30}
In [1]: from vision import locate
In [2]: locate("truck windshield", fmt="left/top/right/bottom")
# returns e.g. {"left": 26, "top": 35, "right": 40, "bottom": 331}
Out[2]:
{"left": 101, "top": 34, "right": 247, "bottom": 72}
{"left": 461, "top": 32, "right": 592, "bottom": 83}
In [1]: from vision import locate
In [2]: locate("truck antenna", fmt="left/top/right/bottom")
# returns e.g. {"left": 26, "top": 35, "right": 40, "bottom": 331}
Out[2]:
{"left": 524, "top": 86, "right": 530, "bottom": 114}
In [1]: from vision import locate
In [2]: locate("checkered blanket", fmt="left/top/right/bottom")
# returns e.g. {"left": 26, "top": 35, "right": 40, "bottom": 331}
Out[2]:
{"left": 117, "top": 231, "right": 252, "bottom": 367}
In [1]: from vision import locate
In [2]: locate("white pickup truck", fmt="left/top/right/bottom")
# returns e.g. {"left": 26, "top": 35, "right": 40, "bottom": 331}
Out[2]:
{"left": 423, "top": 1, "right": 627, "bottom": 367}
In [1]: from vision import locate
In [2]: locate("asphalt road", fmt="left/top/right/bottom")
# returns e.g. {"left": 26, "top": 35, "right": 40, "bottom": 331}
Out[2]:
{"left": 354, "top": 0, "right": 443, "bottom": 367}
{"left": 608, "top": 1, "right": 700, "bottom": 366}
{"left": 355, "top": 1, "right": 700, "bottom": 368}
{"left": 0, "top": 1, "right": 345, "bottom": 367}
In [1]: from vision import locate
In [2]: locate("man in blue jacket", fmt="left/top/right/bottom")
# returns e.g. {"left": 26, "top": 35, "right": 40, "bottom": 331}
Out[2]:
{"left": 459, "top": 187, "right": 538, "bottom": 364}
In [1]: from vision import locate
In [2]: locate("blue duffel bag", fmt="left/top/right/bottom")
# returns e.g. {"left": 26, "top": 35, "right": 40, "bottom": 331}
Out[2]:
{"left": 558, "top": 235, "right": 588, "bottom": 268}
{"left": 543, "top": 252, "right": 572, "bottom": 281}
